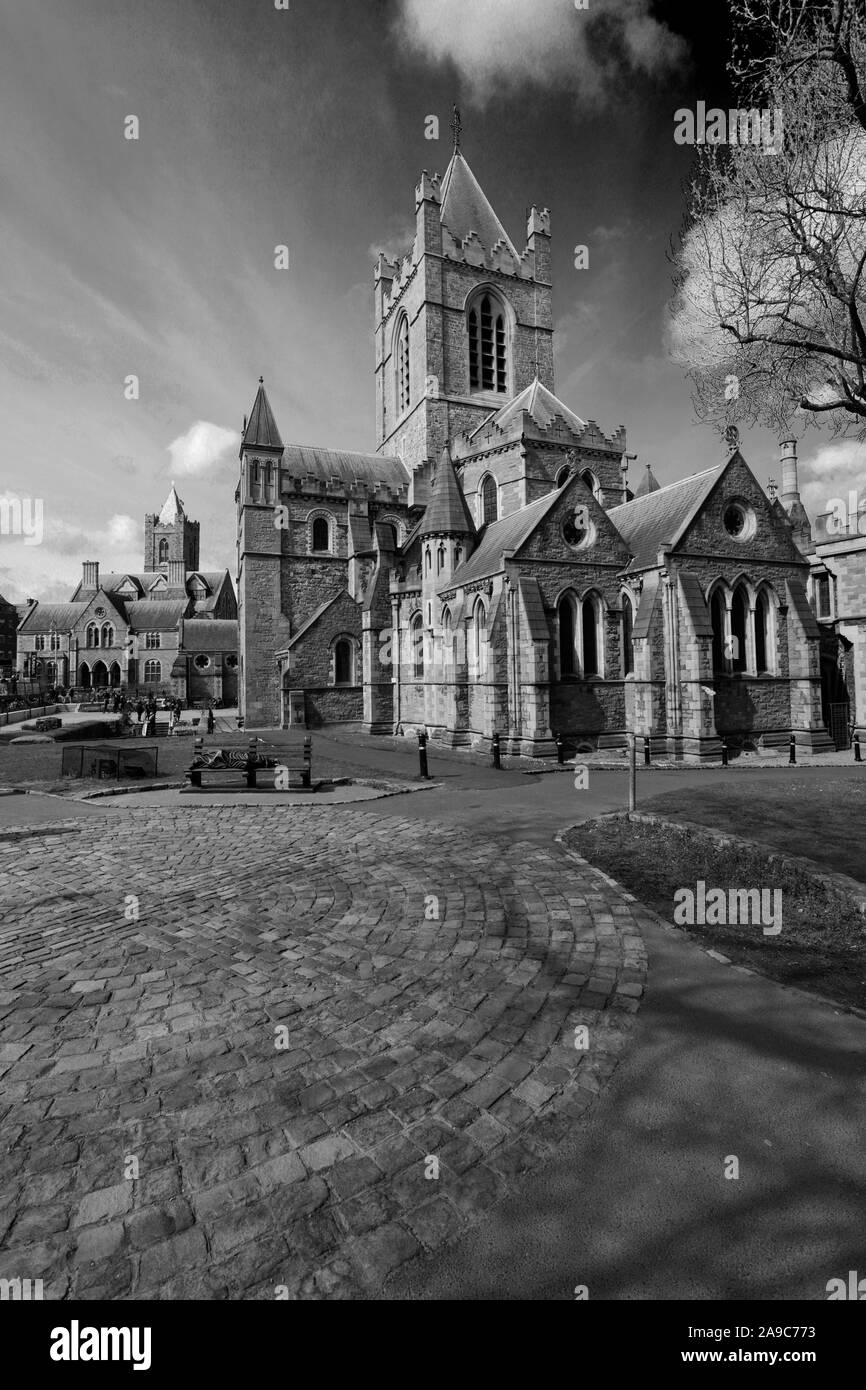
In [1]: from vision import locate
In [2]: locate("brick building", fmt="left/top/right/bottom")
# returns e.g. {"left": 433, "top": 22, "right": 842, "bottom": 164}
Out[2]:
{"left": 236, "top": 142, "right": 833, "bottom": 759}
{"left": 18, "top": 486, "right": 239, "bottom": 703}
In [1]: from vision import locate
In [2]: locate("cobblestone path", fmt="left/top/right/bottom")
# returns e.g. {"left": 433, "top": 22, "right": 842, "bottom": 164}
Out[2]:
{"left": 0, "top": 808, "right": 646, "bottom": 1299}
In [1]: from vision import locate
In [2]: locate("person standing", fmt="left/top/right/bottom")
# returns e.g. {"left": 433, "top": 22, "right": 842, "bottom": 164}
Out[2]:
{"left": 207, "top": 705, "right": 214, "bottom": 736}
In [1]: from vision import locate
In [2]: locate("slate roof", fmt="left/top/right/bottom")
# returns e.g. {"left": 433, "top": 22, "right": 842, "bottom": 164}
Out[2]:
{"left": 125, "top": 601, "right": 189, "bottom": 629}
{"left": 158, "top": 483, "right": 186, "bottom": 523}
{"left": 607, "top": 464, "right": 726, "bottom": 572}
{"left": 633, "top": 463, "right": 661, "bottom": 498}
{"left": 282, "top": 445, "right": 409, "bottom": 493}
{"left": 472, "top": 379, "right": 587, "bottom": 440}
{"left": 518, "top": 576, "right": 550, "bottom": 643}
{"left": 182, "top": 619, "right": 238, "bottom": 652}
{"left": 419, "top": 448, "right": 475, "bottom": 537}
{"left": 443, "top": 488, "right": 562, "bottom": 589}
{"left": 72, "top": 571, "right": 225, "bottom": 600}
{"left": 243, "top": 379, "right": 284, "bottom": 450}
{"left": 286, "top": 595, "right": 345, "bottom": 650}
{"left": 439, "top": 151, "right": 519, "bottom": 257}
{"left": 18, "top": 603, "right": 87, "bottom": 634}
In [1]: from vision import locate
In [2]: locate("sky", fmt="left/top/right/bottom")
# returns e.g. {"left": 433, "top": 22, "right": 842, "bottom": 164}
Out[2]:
{"left": 0, "top": 0, "right": 861, "bottom": 604}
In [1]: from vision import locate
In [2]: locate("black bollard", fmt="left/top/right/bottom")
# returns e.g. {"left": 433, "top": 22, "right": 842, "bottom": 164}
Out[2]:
{"left": 303, "top": 735, "right": 312, "bottom": 788}
{"left": 789, "top": 733, "right": 796, "bottom": 765}
{"left": 418, "top": 729, "right": 429, "bottom": 779}
{"left": 246, "top": 736, "right": 258, "bottom": 789}
{"left": 643, "top": 736, "right": 650, "bottom": 767}
{"left": 492, "top": 731, "right": 501, "bottom": 770}
{"left": 854, "top": 732, "right": 862, "bottom": 763}
{"left": 556, "top": 733, "right": 565, "bottom": 765}
{"left": 721, "top": 738, "right": 728, "bottom": 768}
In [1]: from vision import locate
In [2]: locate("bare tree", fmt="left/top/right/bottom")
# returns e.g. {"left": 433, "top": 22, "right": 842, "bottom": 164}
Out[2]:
{"left": 669, "top": 0, "right": 866, "bottom": 438}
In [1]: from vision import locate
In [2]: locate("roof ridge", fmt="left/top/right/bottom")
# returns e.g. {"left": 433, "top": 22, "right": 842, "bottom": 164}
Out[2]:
{"left": 609, "top": 463, "right": 723, "bottom": 510}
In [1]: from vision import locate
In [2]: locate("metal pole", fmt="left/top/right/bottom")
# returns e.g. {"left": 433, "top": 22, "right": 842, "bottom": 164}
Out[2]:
{"left": 418, "top": 730, "right": 429, "bottom": 779}
{"left": 629, "top": 733, "right": 636, "bottom": 812}
{"left": 643, "top": 735, "right": 650, "bottom": 767}
{"left": 854, "top": 732, "right": 862, "bottom": 763}
{"left": 789, "top": 733, "right": 796, "bottom": 765}
{"left": 721, "top": 738, "right": 728, "bottom": 767}
{"left": 492, "top": 731, "right": 501, "bottom": 770}
{"left": 556, "top": 733, "right": 565, "bottom": 765}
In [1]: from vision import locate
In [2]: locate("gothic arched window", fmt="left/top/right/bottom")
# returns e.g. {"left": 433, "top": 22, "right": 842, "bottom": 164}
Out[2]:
{"left": 144, "top": 659, "right": 161, "bottom": 683}
{"left": 558, "top": 594, "right": 577, "bottom": 677}
{"left": 472, "top": 599, "right": 487, "bottom": 679}
{"left": 334, "top": 638, "right": 352, "bottom": 685}
{"left": 396, "top": 315, "right": 410, "bottom": 415}
{"left": 86, "top": 624, "right": 99, "bottom": 649}
{"left": 582, "top": 593, "right": 601, "bottom": 677}
{"left": 158, "top": 539, "right": 169, "bottom": 564}
{"left": 468, "top": 292, "right": 508, "bottom": 393}
{"left": 711, "top": 589, "right": 727, "bottom": 671}
{"left": 622, "top": 593, "right": 634, "bottom": 676}
{"left": 480, "top": 475, "right": 498, "bottom": 526}
{"left": 410, "top": 613, "right": 424, "bottom": 680}
{"left": 755, "top": 589, "right": 772, "bottom": 674}
{"left": 312, "top": 517, "right": 330, "bottom": 552}
{"left": 101, "top": 623, "right": 115, "bottom": 648}
{"left": 731, "top": 586, "right": 749, "bottom": 672}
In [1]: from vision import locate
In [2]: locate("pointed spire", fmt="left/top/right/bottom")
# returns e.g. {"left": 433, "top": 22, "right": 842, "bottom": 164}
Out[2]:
{"left": 419, "top": 447, "right": 475, "bottom": 537}
{"left": 158, "top": 482, "right": 185, "bottom": 524}
{"left": 633, "top": 462, "right": 661, "bottom": 498}
{"left": 439, "top": 149, "right": 518, "bottom": 258}
{"left": 242, "top": 376, "right": 283, "bottom": 450}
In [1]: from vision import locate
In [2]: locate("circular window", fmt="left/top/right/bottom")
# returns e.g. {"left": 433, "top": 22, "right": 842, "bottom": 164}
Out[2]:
{"left": 562, "top": 508, "right": 595, "bottom": 550}
{"left": 723, "top": 501, "right": 755, "bottom": 540}
{"left": 225, "top": 655, "right": 238, "bottom": 670}
{"left": 94, "top": 606, "right": 106, "bottom": 617}
{"left": 194, "top": 654, "right": 210, "bottom": 670}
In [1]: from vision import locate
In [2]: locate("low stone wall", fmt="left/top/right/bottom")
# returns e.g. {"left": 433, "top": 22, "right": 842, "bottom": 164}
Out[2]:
{"left": 0, "top": 704, "right": 61, "bottom": 728}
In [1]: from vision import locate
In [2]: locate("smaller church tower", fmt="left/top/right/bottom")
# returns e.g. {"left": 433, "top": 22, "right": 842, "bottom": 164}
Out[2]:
{"left": 144, "top": 484, "right": 200, "bottom": 572}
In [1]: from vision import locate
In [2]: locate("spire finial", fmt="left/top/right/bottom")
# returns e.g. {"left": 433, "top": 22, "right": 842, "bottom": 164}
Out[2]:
{"left": 259, "top": 375, "right": 264, "bottom": 385}
{"left": 451, "top": 104, "right": 462, "bottom": 153}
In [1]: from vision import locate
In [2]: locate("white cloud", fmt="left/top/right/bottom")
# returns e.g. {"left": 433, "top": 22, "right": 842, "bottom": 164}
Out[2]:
{"left": 799, "top": 439, "right": 866, "bottom": 520}
{"left": 167, "top": 421, "right": 239, "bottom": 477}
{"left": 392, "top": 0, "right": 686, "bottom": 105}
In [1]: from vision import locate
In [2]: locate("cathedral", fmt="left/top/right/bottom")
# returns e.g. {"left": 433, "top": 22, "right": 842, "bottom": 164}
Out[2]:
{"left": 236, "top": 141, "right": 835, "bottom": 760}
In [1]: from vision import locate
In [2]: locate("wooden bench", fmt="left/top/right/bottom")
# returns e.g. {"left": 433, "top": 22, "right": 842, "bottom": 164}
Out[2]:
{"left": 186, "top": 737, "right": 312, "bottom": 790}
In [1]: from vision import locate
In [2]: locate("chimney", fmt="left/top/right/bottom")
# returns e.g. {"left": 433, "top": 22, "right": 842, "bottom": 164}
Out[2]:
{"left": 167, "top": 560, "right": 185, "bottom": 589}
{"left": 82, "top": 561, "right": 99, "bottom": 591}
{"left": 780, "top": 438, "right": 803, "bottom": 503}
{"left": 779, "top": 439, "right": 813, "bottom": 552}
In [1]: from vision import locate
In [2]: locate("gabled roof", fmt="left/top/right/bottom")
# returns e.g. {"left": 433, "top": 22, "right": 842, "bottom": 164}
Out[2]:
{"left": 443, "top": 488, "right": 563, "bottom": 589}
{"left": 419, "top": 448, "right": 475, "bottom": 537}
{"left": 282, "top": 444, "right": 409, "bottom": 493}
{"left": 439, "top": 150, "right": 519, "bottom": 258}
{"left": 608, "top": 464, "right": 726, "bottom": 572}
{"left": 125, "top": 600, "right": 189, "bottom": 629}
{"left": 18, "top": 603, "right": 87, "bottom": 634}
{"left": 633, "top": 463, "right": 661, "bottom": 498}
{"left": 158, "top": 483, "right": 186, "bottom": 524}
{"left": 471, "top": 378, "right": 587, "bottom": 440}
{"left": 243, "top": 378, "right": 283, "bottom": 451}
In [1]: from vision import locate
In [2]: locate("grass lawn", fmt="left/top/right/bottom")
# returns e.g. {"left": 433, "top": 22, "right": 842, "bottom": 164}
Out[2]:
{"left": 565, "top": 773, "right": 866, "bottom": 1011}
{"left": 640, "top": 773, "right": 866, "bottom": 881}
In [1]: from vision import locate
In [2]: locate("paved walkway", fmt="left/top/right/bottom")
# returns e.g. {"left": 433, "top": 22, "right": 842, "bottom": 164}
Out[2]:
{"left": 0, "top": 808, "right": 644, "bottom": 1299}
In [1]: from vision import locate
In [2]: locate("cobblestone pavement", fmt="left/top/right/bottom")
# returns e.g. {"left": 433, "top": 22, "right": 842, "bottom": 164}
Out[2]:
{"left": 0, "top": 808, "right": 646, "bottom": 1300}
